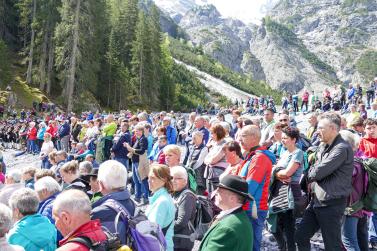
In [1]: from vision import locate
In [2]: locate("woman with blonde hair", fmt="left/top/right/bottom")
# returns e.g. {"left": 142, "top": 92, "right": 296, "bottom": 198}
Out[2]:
{"left": 146, "top": 164, "right": 176, "bottom": 251}
{"left": 164, "top": 145, "right": 182, "bottom": 167}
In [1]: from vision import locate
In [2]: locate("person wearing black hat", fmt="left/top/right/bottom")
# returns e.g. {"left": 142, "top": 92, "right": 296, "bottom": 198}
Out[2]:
{"left": 86, "top": 168, "right": 102, "bottom": 203}
{"left": 199, "top": 175, "right": 254, "bottom": 251}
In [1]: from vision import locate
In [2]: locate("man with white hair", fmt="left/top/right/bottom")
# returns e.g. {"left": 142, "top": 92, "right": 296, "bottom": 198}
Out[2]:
{"left": 53, "top": 190, "right": 107, "bottom": 250}
{"left": 0, "top": 169, "right": 24, "bottom": 205}
{"left": 8, "top": 188, "right": 57, "bottom": 251}
{"left": 35, "top": 176, "right": 62, "bottom": 224}
{"left": 0, "top": 204, "right": 25, "bottom": 250}
{"left": 91, "top": 160, "right": 135, "bottom": 244}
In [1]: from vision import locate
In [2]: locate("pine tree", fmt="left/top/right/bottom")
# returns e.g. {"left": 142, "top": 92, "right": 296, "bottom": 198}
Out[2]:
{"left": 131, "top": 11, "right": 153, "bottom": 108}
{"left": 55, "top": 0, "right": 108, "bottom": 112}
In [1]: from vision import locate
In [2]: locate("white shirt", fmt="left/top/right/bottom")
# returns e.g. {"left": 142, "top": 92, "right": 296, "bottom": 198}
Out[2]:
{"left": 216, "top": 205, "right": 242, "bottom": 221}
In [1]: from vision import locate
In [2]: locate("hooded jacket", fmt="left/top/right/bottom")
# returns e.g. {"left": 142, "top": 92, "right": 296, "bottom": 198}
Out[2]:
{"left": 235, "top": 146, "right": 276, "bottom": 212}
{"left": 7, "top": 214, "right": 57, "bottom": 251}
{"left": 91, "top": 189, "right": 135, "bottom": 244}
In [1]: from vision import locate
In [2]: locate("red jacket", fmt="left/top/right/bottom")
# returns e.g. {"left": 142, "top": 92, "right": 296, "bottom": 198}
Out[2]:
{"left": 46, "top": 125, "right": 58, "bottom": 138}
{"left": 359, "top": 137, "right": 377, "bottom": 158}
{"left": 27, "top": 127, "right": 37, "bottom": 140}
{"left": 57, "top": 220, "right": 107, "bottom": 251}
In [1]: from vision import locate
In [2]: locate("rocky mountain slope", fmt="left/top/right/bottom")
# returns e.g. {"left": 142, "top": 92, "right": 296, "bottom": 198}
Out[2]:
{"left": 270, "top": 0, "right": 377, "bottom": 85}
{"left": 154, "top": 0, "right": 377, "bottom": 93}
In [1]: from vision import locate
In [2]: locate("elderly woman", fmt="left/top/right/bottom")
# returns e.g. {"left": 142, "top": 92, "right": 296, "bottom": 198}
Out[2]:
{"left": 146, "top": 164, "right": 176, "bottom": 251}
{"left": 340, "top": 130, "right": 369, "bottom": 251}
{"left": 7, "top": 188, "right": 57, "bottom": 251}
{"left": 185, "top": 131, "right": 208, "bottom": 195}
{"left": 40, "top": 132, "right": 54, "bottom": 169}
{"left": 171, "top": 166, "right": 196, "bottom": 251}
{"left": 0, "top": 170, "right": 24, "bottom": 205}
{"left": 60, "top": 160, "right": 90, "bottom": 194}
{"left": 0, "top": 204, "right": 25, "bottom": 251}
{"left": 204, "top": 123, "right": 228, "bottom": 193}
{"left": 164, "top": 144, "right": 182, "bottom": 167}
{"left": 125, "top": 124, "right": 149, "bottom": 204}
{"left": 270, "top": 126, "right": 304, "bottom": 251}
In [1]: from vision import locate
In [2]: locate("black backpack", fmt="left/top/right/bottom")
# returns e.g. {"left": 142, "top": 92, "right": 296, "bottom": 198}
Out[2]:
{"left": 174, "top": 193, "right": 213, "bottom": 241}
{"left": 66, "top": 230, "right": 122, "bottom": 251}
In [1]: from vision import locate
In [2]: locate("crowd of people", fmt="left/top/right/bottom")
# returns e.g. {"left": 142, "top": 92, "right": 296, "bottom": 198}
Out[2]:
{"left": 0, "top": 79, "right": 377, "bottom": 251}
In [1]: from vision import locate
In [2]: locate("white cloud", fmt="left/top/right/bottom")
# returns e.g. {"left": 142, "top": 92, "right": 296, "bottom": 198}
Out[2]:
{"left": 205, "top": 0, "right": 277, "bottom": 24}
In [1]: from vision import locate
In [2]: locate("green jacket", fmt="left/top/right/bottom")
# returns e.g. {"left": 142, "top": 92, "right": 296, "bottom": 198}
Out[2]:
{"left": 199, "top": 208, "right": 253, "bottom": 251}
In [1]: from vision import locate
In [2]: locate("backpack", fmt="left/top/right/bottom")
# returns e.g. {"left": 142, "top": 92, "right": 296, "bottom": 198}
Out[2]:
{"left": 174, "top": 192, "right": 213, "bottom": 241}
{"left": 348, "top": 158, "right": 377, "bottom": 213}
{"left": 298, "top": 133, "right": 312, "bottom": 152}
{"left": 105, "top": 199, "right": 169, "bottom": 251}
{"left": 185, "top": 167, "right": 198, "bottom": 193}
{"left": 66, "top": 230, "right": 122, "bottom": 251}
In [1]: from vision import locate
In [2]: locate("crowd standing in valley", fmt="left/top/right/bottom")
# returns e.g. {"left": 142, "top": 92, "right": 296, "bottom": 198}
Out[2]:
{"left": 1, "top": 79, "right": 377, "bottom": 251}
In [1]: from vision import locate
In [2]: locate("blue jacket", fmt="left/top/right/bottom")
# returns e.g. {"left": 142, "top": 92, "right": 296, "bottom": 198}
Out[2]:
{"left": 38, "top": 193, "right": 59, "bottom": 224}
{"left": 7, "top": 214, "right": 57, "bottom": 251}
{"left": 199, "top": 127, "right": 210, "bottom": 145}
{"left": 111, "top": 132, "right": 131, "bottom": 159}
{"left": 58, "top": 122, "right": 70, "bottom": 138}
{"left": 146, "top": 187, "right": 176, "bottom": 251}
{"left": 37, "top": 127, "right": 46, "bottom": 140}
{"left": 91, "top": 189, "right": 135, "bottom": 244}
{"left": 38, "top": 192, "right": 63, "bottom": 241}
{"left": 166, "top": 125, "right": 177, "bottom": 144}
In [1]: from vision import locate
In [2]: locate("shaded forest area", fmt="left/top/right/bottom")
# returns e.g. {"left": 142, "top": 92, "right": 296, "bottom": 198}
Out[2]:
{"left": 0, "top": 0, "right": 212, "bottom": 112}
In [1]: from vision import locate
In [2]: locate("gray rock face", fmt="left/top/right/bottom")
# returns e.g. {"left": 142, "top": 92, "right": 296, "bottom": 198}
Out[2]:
{"left": 270, "top": 0, "right": 377, "bottom": 85}
{"left": 250, "top": 25, "right": 333, "bottom": 92}
{"left": 178, "top": 4, "right": 255, "bottom": 73}
{"left": 154, "top": 0, "right": 377, "bottom": 93}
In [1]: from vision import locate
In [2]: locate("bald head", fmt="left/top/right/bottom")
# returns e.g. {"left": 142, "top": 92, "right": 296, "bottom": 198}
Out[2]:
{"left": 240, "top": 125, "right": 261, "bottom": 151}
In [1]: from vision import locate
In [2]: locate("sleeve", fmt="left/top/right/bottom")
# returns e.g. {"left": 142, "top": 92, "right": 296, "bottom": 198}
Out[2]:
{"left": 291, "top": 150, "right": 304, "bottom": 164}
{"left": 174, "top": 193, "right": 196, "bottom": 232}
{"left": 246, "top": 155, "right": 270, "bottom": 196}
{"left": 308, "top": 144, "right": 349, "bottom": 181}
{"left": 202, "top": 227, "right": 239, "bottom": 251}
{"left": 204, "top": 146, "right": 225, "bottom": 165}
{"left": 193, "top": 147, "right": 209, "bottom": 170}
{"left": 134, "top": 137, "right": 148, "bottom": 155}
{"left": 147, "top": 201, "right": 170, "bottom": 228}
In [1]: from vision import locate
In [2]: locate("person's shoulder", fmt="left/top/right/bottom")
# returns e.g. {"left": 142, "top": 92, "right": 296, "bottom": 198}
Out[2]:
{"left": 56, "top": 242, "right": 89, "bottom": 251}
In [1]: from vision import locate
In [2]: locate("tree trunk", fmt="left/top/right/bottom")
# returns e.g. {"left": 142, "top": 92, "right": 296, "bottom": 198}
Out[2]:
{"left": 26, "top": 0, "right": 37, "bottom": 85}
{"left": 67, "top": 0, "right": 81, "bottom": 112}
{"left": 39, "top": 23, "right": 49, "bottom": 91}
{"left": 46, "top": 30, "right": 54, "bottom": 95}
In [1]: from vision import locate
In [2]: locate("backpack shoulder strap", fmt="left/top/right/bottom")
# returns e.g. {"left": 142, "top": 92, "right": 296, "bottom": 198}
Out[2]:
{"left": 66, "top": 236, "right": 94, "bottom": 249}
{"left": 102, "top": 199, "right": 131, "bottom": 234}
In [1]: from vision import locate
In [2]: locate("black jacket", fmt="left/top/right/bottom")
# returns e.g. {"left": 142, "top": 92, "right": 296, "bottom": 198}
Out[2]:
{"left": 308, "top": 134, "right": 354, "bottom": 206}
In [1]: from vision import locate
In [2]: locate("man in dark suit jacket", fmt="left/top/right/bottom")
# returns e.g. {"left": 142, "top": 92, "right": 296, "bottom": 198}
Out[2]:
{"left": 199, "top": 175, "right": 254, "bottom": 251}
